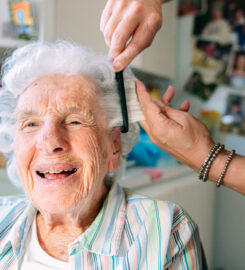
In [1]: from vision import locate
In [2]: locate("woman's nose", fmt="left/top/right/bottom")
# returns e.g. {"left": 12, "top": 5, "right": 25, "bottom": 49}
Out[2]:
{"left": 36, "top": 123, "right": 68, "bottom": 154}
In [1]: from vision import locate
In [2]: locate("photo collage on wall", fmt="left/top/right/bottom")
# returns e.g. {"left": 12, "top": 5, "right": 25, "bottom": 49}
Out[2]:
{"left": 179, "top": 0, "right": 245, "bottom": 100}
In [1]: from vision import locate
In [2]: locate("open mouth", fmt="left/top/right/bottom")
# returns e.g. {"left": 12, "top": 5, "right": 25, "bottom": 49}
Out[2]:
{"left": 36, "top": 168, "right": 77, "bottom": 180}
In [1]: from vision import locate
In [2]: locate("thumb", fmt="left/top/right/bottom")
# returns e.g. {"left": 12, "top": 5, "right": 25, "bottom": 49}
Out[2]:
{"left": 136, "top": 81, "right": 170, "bottom": 123}
{"left": 136, "top": 80, "right": 152, "bottom": 108}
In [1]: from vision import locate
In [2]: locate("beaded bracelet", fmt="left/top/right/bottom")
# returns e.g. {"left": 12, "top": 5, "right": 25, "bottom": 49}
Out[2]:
{"left": 216, "top": 150, "right": 236, "bottom": 187}
{"left": 201, "top": 144, "right": 224, "bottom": 182}
{"left": 198, "top": 143, "right": 220, "bottom": 180}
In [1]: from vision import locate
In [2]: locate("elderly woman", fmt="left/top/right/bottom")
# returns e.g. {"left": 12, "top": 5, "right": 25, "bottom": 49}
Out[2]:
{"left": 0, "top": 41, "right": 202, "bottom": 269}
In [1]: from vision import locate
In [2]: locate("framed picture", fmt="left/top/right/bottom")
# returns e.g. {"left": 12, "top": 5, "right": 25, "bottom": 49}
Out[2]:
{"left": 192, "top": 38, "right": 232, "bottom": 71}
{"left": 220, "top": 94, "right": 245, "bottom": 136}
{"left": 178, "top": 0, "right": 207, "bottom": 17}
{"left": 193, "top": 0, "right": 245, "bottom": 39}
{"left": 229, "top": 50, "right": 245, "bottom": 87}
{"left": 230, "top": 50, "right": 245, "bottom": 77}
{"left": 7, "top": 0, "right": 38, "bottom": 40}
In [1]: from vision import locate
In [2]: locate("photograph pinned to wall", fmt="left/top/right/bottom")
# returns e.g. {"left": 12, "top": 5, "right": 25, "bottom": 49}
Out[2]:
{"left": 178, "top": 0, "right": 207, "bottom": 17}
{"left": 231, "top": 50, "right": 245, "bottom": 76}
{"left": 185, "top": 70, "right": 217, "bottom": 100}
{"left": 193, "top": 0, "right": 245, "bottom": 44}
{"left": 6, "top": 0, "right": 38, "bottom": 40}
{"left": 220, "top": 94, "right": 245, "bottom": 136}
{"left": 192, "top": 38, "right": 232, "bottom": 71}
{"left": 229, "top": 50, "right": 245, "bottom": 88}
{"left": 189, "top": 37, "right": 232, "bottom": 96}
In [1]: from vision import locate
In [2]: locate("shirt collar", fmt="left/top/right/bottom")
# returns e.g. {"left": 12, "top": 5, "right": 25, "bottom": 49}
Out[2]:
{"left": 69, "top": 181, "right": 126, "bottom": 256}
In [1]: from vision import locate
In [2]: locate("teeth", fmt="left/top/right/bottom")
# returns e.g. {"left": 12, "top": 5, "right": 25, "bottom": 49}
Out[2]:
{"left": 42, "top": 170, "right": 63, "bottom": 174}
{"left": 40, "top": 169, "right": 77, "bottom": 174}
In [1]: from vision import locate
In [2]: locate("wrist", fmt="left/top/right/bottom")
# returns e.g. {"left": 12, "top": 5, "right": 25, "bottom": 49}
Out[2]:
{"left": 208, "top": 149, "right": 230, "bottom": 182}
{"left": 187, "top": 141, "right": 215, "bottom": 172}
{"left": 196, "top": 144, "right": 233, "bottom": 185}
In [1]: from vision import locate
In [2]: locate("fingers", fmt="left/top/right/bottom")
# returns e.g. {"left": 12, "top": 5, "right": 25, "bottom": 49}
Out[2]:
{"left": 160, "top": 105, "right": 187, "bottom": 126}
{"left": 112, "top": 22, "right": 157, "bottom": 71}
{"left": 161, "top": 85, "right": 190, "bottom": 112}
{"left": 108, "top": 17, "right": 140, "bottom": 61}
{"left": 101, "top": 0, "right": 162, "bottom": 70}
{"left": 136, "top": 80, "right": 186, "bottom": 149}
{"left": 103, "top": 12, "right": 121, "bottom": 47}
{"left": 100, "top": 0, "right": 114, "bottom": 32}
{"left": 179, "top": 100, "right": 190, "bottom": 112}
{"left": 161, "top": 86, "right": 175, "bottom": 105}
{"left": 136, "top": 80, "right": 169, "bottom": 129}
{"left": 137, "top": 80, "right": 189, "bottom": 121}
{"left": 136, "top": 80, "right": 167, "bottom": 119}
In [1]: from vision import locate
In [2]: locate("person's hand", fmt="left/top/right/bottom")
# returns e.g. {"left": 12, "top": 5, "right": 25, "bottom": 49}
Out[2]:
{"left": 136, "top": 81, "right": 215, "bottom": 171}
{"left": 100, "top": 0, "right": 163, "bottom": 71}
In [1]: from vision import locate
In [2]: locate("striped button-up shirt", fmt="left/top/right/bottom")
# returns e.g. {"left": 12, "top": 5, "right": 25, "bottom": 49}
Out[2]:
{"left": 0, "top": 182, "right": 202, "bottom": 269}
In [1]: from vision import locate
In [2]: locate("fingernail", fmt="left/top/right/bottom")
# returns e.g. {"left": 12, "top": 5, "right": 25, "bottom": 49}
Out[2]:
{"left": 113, "top": 61, "right": 122, "bottom": 71}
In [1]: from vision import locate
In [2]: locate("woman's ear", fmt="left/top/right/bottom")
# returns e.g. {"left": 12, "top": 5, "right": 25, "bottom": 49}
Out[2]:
{"left": 108, "top": 127, "right": 122, "bottom": 172}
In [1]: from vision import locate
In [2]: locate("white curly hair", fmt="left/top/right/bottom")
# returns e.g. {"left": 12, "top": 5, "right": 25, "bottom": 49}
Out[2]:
{"left": 0, "top": 41, "right": 144, "bottom": 188}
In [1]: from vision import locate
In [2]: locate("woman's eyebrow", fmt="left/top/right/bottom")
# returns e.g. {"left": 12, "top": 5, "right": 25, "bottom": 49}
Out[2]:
{"left": 64, "top": 106, "right": 95, "bottom": 118}
{"left": 17, "top": 110, "right": 39, "bottom": 120}
{"left": 16, "top": 106, "right": 95, "bottom": 120}
{"left": 65, "top": 106, "right": 87, "bottom": 114}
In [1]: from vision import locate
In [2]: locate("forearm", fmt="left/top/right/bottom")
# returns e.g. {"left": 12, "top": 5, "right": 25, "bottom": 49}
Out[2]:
{"left": 208, "top": 151, "right": 245, "bottom": 195}
{"left": 191, "top": 149, "right": 245, "bottom": 195}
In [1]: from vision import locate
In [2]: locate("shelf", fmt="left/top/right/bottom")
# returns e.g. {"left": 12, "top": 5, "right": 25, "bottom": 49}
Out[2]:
{"left": 0, "top": 37, "right": 33, "bottom": 48}
{"left": 119, "top": 164, "right": 194, "bottom": 190}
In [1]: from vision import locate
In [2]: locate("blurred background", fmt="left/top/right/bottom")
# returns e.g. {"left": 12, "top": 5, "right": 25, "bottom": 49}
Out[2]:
{"left": 0, "top": 0, "right": 245, "bottom": 269}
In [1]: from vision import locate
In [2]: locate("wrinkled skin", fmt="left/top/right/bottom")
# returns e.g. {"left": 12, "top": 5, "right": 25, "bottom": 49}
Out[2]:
{"left": 14, "top": 74, "right": 121, "bottom": 261}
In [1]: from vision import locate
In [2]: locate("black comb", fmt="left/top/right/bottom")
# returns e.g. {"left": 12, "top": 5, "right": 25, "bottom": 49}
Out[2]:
{"left": 115, "top": 71, "right": 128, "bottom": 133}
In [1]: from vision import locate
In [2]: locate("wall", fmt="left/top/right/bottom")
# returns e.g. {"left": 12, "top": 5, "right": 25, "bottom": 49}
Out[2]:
{"left": 173, "top": 15, "right": 203, "bottom": 117}
{"left": 212, "top": 139, "right": 245, "bottom": 270}
{"left": 173, "top": 14, "right": 245, "bottom": 270}
{"left": 213, "top": 188, "right": 245, "bottom": 269}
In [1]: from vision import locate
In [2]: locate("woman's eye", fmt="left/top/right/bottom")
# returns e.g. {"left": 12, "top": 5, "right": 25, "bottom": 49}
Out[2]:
{"left": 70, "top": 121, "right": 81, "bottom": 125}
{"left": 27, "top": 122, "right": 36, "bottom": 127}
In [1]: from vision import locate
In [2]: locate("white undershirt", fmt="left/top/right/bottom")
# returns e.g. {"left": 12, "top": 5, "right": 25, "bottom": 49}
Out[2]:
{"left": 21, "top": 214, "right": 69, "bottom": 270}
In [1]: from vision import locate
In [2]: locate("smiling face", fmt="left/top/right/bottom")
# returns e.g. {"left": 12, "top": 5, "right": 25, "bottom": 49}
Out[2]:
{"left": 14, "top": 74, "right": 120, "bottom": 215}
